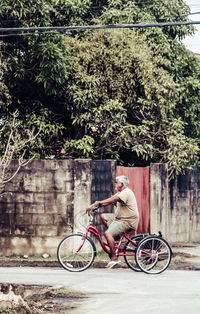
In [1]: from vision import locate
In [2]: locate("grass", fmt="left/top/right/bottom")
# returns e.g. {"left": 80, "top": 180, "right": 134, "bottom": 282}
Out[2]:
{"left": 0, "top": 250, "right": 110, "bottom": 262}
{"left": 0, "top": 307, "right": 18, "bottom": 314}
{"left": 169, "top": 255, "right": 186, "bottom": 268}
{"left": 0, "top": 286, "right": 86, "bottom": 314}
{"left": 51, "top": 287, "right": 73, "bottom": 295}
{"left": 0, "top": 254, "right": 57, "bottom": 261}
{"left": 49, "top": 287, "right": 85, "bottom": 297}
{"left": 96, "top": 250, "right": 110, "bottom": 261}
{"left": 27, "top": 286, "right": 85, "bottom": 310}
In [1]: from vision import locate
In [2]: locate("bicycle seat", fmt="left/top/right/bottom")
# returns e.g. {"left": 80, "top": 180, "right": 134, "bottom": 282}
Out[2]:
{"left": 115, "top": 229, "right": 135, "bottom": 241}
{"left": 126, "top": 228, "right": 135, "bottom": 233}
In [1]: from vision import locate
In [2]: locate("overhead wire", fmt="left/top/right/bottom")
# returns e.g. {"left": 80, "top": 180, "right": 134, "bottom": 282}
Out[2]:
{"left": 1, "top": 11, "right": 200, "bottom": 23}
{"left": 1, "top": 1, "right": 200, "bottom": 38}
{"left": 1, "top": 20, "right": 200, "bottom": 38}
{"left": 1, "top": 0, "right": 200, "bottom": 10}
{"left": 0, "top": 1, "right": 199, "bottom": 17}
{"left": 0, "top": 31, "right": 56, "bottom": 37}
{"left": 1, "top": 0, "right": 199, "bottom": 20}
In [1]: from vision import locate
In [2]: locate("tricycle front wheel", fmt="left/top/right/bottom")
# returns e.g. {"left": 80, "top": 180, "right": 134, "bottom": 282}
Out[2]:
{"left": 57, "top": 233, "right": 96, "bottom": 272}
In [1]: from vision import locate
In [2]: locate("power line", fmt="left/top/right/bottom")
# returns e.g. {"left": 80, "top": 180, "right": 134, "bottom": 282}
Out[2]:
{"left": 1, "top": 20, "right": 200, "bottom": 37}
{"left": 1, "top": 0, "right": 199, "bottom": 10}
{"left": 0, "top": 31, "right": 55, "bottom": 38}
{"left": 189, "top": 11, "right": 200, "bottom": 15}
{"left": 0, "top": 2, "right": 198, "bottom": 17}
{"left": 1, "top": 3, "right": 199, "bottom": 31}
{"left": 2, "top": 11, "right": 200, "bottom": 25}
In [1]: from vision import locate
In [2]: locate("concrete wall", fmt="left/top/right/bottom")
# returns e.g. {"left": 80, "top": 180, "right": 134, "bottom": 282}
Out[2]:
{"left": 0, "top": 160, "right": 74, "bottom": 255}
{"left": 150, "top": 164, "right": 200, "bottom": 243}
{"left": 0, "top": 160, "right": 200, "bottom": 256}
{"left": 0, "top": 159, "right": 115, "bottom": 256}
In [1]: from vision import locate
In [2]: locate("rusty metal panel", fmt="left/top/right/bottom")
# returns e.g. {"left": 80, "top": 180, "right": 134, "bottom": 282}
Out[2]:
{"left": 91, "top": 160, "right": 116, "bottom": 234}
{"left": 116, "top": 166, "right": 150, "bottom": 234}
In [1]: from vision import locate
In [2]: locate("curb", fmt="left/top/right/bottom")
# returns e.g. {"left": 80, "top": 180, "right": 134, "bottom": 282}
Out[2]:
{"left": 0, "top": 260, "right": 60, "bottom": 268}
{"left": 170, "top": 264, "right": 200, "bottom": 271}
{"left": 0, "top": 259, "right": 200, "bottom": 271}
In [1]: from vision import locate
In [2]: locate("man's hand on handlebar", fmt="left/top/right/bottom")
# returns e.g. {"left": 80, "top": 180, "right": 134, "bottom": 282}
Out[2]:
{"left": 85, "top": 201, "right": 102, "bottom": 213}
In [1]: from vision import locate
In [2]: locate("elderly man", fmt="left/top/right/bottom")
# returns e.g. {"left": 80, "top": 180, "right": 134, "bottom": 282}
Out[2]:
{"left": 86, "top": 175, "right": 139, "bottom": 268}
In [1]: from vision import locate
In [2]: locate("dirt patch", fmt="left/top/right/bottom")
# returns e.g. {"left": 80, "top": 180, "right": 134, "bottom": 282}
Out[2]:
{"left": 0, "top": 284, "right": 86, "bottom": 314}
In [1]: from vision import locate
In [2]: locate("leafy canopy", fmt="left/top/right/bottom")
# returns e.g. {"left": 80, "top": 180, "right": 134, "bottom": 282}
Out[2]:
{"left": 0, "top": 0, "right": 200, "bottom": 177}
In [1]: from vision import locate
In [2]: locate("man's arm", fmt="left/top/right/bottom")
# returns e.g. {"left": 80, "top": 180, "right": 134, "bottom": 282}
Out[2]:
{"left": 86, "top": 195, "right": 120, "bottom": 213}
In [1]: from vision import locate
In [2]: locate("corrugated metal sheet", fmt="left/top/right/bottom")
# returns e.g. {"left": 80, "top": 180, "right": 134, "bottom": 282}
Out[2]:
{"left": 91, "top": 160, "right": 116, "bottom": 235}
{"left": 117, "top": 166, "right": 150, "bottom": 234}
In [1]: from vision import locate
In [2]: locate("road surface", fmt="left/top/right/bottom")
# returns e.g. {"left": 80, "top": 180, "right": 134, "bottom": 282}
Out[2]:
{"left": 0, "top": 267, "right": 199, "bottom": 314}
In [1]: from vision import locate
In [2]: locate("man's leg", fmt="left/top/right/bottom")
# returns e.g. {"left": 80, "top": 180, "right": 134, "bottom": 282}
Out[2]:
{"left": 100, "top": 214, "right": 109, "bottom": 228}
{"left": 104, "top": 229, "right": 118, "bottom": 262}
{"left": 105, "top": 220, "right": 130, "bottom": 262}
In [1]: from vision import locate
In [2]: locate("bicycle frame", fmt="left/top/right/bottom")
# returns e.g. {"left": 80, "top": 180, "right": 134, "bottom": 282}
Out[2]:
{"left": 82, "top": 218, "right": 138, "bottom": 257}
{"left": 57, "top": 211, "right": 172, "bottom": 273}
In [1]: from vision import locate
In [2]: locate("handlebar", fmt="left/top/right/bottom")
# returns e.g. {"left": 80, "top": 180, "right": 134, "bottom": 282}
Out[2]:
{"left": 87, "top": 203, "right": 102, "bottom": 216}
{"left": 90, "top": 206, "right": 100, "bottom": 213}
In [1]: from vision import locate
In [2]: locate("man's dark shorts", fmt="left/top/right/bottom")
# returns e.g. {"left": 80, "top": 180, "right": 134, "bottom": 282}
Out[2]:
{"left": 103, "top": 213, "right": 131, "bottom": 237}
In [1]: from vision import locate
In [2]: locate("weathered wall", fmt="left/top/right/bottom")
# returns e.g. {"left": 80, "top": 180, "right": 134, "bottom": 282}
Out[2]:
{"left": 0, "top": 160, "right": 75, "bottom": 255}
{"left": 0, "top": 159, "right": 116, "bottom": 256}
{"left": 73, "top": 159, "right": 116, "bottom": 238}
{"left": 150, "top": 164, "right": 169, "bottom": 237}
{"left": 1, "top": 160, "right": 200, "bottom": 256}
{"left": 150, "top": 164, "right": 200, "bottom": 243}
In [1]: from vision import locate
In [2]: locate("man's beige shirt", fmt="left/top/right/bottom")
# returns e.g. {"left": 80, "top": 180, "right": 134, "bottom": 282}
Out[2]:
{"left": 115, "top": 187, "right": 139, "bottom": 230}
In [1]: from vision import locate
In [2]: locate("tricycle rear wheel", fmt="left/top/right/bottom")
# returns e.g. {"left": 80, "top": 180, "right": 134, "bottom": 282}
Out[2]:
{"left": 124, "top": 234, "right": 148, "bottom": 272}
{"left": 135, "top": 235, "right": 172, "bottom": 274}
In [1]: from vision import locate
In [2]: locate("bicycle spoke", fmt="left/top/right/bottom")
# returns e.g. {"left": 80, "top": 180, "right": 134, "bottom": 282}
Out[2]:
{"left": 136, "top": 236, "right": 172, "bottom": 274}
{"left": 124, "top": 234, "right": 148, "bottom": 272}
{"left": 57, "top": 234, "right": 96, "bottom": 272}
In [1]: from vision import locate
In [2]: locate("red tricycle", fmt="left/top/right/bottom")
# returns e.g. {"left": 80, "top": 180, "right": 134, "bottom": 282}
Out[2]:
{"left": 57, "top": 207, "right": 172, "bottom": 274}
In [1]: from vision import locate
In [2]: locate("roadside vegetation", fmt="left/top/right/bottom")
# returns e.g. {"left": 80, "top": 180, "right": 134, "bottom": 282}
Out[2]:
{"left": 1, "top": 0, "right": 200, "bottom": 178}
{"left": 0, "top": 285, "right": 85, "bottom": 314}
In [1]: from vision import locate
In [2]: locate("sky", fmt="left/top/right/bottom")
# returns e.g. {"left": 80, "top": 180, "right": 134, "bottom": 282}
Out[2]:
{"left": 182, "top": 0, "right": 200, "bottom": 54}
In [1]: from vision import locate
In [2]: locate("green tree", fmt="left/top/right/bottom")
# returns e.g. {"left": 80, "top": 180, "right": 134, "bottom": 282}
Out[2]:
{"left": 0, "top": 0, "right": 91, "bottom": 156}
{"left": 1, "top": 0, "right": 200, "bottom": 177}
{"left": 64, "top": 28, "right": 200, "bottom": 176}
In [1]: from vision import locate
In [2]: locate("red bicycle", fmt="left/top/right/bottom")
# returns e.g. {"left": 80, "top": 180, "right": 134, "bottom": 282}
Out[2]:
{"left": 57, "top": 207, "right": 172, "bottom": 274}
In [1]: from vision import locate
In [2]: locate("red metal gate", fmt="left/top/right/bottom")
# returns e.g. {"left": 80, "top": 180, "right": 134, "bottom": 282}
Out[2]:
{"left": 116, "top": 166, "right": 150, "bottom": 234}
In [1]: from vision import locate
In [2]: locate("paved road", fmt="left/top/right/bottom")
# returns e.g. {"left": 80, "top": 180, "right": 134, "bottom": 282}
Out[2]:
{"left": 0, "top": 267, "right": 200, "bottom": 314}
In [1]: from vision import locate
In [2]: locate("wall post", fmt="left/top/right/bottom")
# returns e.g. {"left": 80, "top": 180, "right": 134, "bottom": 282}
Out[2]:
{"left": 73, "top": 159, "right": 92, "bottom": 234}
{"left": 150, "top": 163, "right": 169, "bottom": 238}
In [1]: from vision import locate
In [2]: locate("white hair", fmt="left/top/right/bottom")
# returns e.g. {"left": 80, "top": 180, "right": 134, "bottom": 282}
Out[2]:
{"left": 116, "top": 176, "right": 129, "bottom": 187}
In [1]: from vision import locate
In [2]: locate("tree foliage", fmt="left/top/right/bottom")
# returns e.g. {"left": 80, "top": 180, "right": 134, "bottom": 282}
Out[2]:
{"left": 0, "top": 0, "right": 200, "bottom": 177}
{"left": 0, "top": 111, "right": 41, "bottom": 197}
